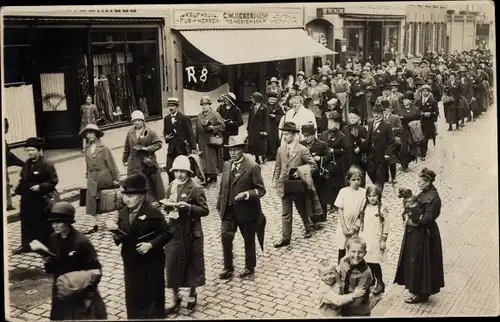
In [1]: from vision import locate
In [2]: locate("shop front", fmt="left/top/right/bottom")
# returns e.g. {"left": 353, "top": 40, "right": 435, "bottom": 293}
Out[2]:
{"left": 3, "top": 11, "right": 165, "bottom": 149}
{"left": 166, "top": 6, "right": 334, "bottom": 115}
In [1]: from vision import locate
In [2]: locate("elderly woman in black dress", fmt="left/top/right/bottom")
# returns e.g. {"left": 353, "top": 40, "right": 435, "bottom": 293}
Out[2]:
{"left": 393, "top": 168, "right": 444, "bottom": 304}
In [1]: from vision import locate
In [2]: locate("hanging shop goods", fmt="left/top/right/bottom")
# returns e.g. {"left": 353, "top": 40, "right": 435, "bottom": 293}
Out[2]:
{"left": 42, "top": 92, "right": 67, "bottom": 111}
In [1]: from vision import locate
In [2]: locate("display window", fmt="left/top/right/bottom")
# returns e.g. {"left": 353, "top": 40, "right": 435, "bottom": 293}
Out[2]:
{"left": 3, "top": 28, "right": 32, "bottom": 86}
{"left": 88, "top": 30, "right": 161, "bottom": 125}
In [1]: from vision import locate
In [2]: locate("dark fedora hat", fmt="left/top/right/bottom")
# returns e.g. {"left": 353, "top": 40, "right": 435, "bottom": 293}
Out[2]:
{"left": 382, "top": 83, "right": 393, "bottom": 91}
{"left": 389, "top": 81, "right": 400, "bottom": 87}
{"left": 373, "top": 104, "right": 385, "bottom": 113}
{"left": 250, "top": 92, "right": 264, "bottom": 102}
{"left": 266, "top": 91, "right": 279, "bottom": 98}
{"left": 279, "top": 121, "right": 300, "bottom": 133}
{"left": 25, "top": 137, "right": 45, "bottom": 149}
{"left": 48, "top": 201, "right": 76, "bottom": 224}
{"left": 121, "top": 173, "right": 149, "bottom": 195}
{"left": 301, "top": 123, "right": 316, "bottom": 136}
{"left": 381, "top": 100, "right": 391, "bottom": 109}
{"left": 403, "top": 91, "right": 414, "bottom": 100}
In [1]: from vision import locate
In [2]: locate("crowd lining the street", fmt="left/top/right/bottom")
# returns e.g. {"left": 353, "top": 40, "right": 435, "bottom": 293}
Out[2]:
{"left": 5, "top": 43, "right": 494, "bottom": 319}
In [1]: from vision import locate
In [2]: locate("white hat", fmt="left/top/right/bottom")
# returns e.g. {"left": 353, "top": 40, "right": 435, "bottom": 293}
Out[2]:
{"left": 297, "top": 71, "right": 305, "bottom": 77}
{"left": 131, "top": 110, "right": 145, "bottom": 122}
{"left": 223, "top": 92, "right": 237, "bottom": 106}
{"left": 270, "top": 77, "right": 279, "bottom": 83}
{"left": 169, "top": 155, "right": 193, "bottom": 174}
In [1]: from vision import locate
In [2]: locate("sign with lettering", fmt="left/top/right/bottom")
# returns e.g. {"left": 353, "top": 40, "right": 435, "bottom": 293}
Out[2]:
{"left": 2, "top": 6, "right": 163, "bottom": 18}
{"left": 319, "top": 8, "right": 345, "bottom": 16}
{"left": 174, "top": 8, "right": 303, "bottom": 29}
{"left": 342, "top": 4, "right": 406, "bottom": 16}
{"left": 185, "top": 66, "right": 209, "bottom": 84}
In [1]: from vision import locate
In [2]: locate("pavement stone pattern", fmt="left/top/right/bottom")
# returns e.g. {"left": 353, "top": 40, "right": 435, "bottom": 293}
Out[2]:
{"left": 5, "top": 103, "right": 499, "bottom": 320}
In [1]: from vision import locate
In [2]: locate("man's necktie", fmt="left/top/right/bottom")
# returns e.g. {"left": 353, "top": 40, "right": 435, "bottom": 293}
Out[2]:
{"left": 232, "top": 163, "right": 240, "bottom": 175}
{"left": 287, "top": 147, "right": 292, "bottom": 158}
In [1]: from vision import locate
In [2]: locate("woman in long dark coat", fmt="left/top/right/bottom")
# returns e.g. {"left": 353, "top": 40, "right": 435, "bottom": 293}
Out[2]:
{"left": 13, "top": 137, "right": 58, "bottom": 255}
{"left": 111, "top": 173, "right": 172, "bottom": 319}
{"left": 319, "top": 113, "right": 351, "bottom": 212}
{"left": 162, "top": 155, "right": 209, "bottom": 314}
{"left": 123, "top": 110, "right": 165, "bottom": 203}
{"left": 247, "top": 92, "right": 270, "bottom": 164}
{"left": 342, "top": 111, "right": 368, "bottom": 187}
{"left": 38, "top": 202, "right": 107, "bottom": 320}
{"left": 266, "top": 92, "right": 285, "bottom": 161}
{"left": 217, "top": 93, "right": 244, "bottom": 161}
{"left": 81, "top": 124, "right": 120, "bottom": 234}
{"left": 442, "top": 87, "right": 460, "bottom": 131}
{"left": 196, "top": 96, "right": 226, "bottom": 183}
{"left": 394, "top": 168, "right": 444, "bottom": 304}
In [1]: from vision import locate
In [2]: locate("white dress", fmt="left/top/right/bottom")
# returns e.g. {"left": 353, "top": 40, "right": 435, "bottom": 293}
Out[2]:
{"left": 334, "top": 187, "right": 366, "bottom": 250}
{"left": 357, "top": 204, "right": 390, "bottom": 264}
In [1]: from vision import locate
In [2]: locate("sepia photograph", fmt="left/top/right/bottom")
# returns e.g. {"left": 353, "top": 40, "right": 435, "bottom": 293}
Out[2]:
{"left": 1, "top": 1, "right": 497, "bottom": 320}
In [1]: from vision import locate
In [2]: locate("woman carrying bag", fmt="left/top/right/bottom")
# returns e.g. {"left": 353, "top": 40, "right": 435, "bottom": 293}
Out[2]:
{"left": 81, "top": 124, "right": 120, "bottom": 235}
{"left": 32, "top": 201, "right": 107, "bottom": 320}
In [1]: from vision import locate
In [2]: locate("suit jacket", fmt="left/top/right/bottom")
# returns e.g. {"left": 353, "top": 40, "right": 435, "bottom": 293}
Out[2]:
{"left": 216, "top": 155, "right": 266, "bottom": 224}
{"left": 383, "top": 114, "right": 403, "bottom": 133}
{"left": 458, "top": 77, "right": 473, "bottom": 99}
{"left": 366, "top": 120, "right": 396, "bottom": 163}
{"left": 415, "top": 96, "right": 439, "bottom": 123}
{"left": 163, "top": 112, "right": 196, "bottom": 155}
{"left": 273, "top": 141, "right": 317, "bottom": 198}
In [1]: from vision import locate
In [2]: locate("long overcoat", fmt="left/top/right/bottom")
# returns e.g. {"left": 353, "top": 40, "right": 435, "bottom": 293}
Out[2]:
{"left": 394, "top": 184, "right": 444, "bottom": 296}
{"left": 319, "top": 130, "right": 351, "bottom": 196}
{"left": 14, "top": 156, "right": 58, "bottom": 248}
{"left": 399, "top": 106, "right": 422, "bottom": 161}
{"left": 217, "top": 104, "right": 244, "bottom": 160}
{"left": 85, "top": 140, "right": 120, "bottom": 215}
{"left": 415, "top": 96, "right": 439, "bottom": 142}
{"left": 122, "top": 127, "right": 165, "bottom": 201}
{"left": 45, "top": 227, "right": 107, "bottom": 320}
{"left": 266, "top": 103, "right": 285, "bottom": 160}
{"left": 115, "top": 202, "right": 172, "bottom": 319}
{"left": 196, "top": 109, "right": 226, "bottom": 176}
{"left": 383, "top": 114, "right": 403, "bottom": 165}
{"left": 164, "top": 178, "right": 209, "bottom": 288}
{"left": 247, "top": 103, "right": 270, "bottom": 156}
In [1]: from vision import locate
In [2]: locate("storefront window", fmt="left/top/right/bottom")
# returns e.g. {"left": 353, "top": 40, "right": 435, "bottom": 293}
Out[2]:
{"left": 3, "top": 28, "right": 32, "bottom": 86}
{"left": 89, "top": 30, "right": 161, "bottom": 125}
{"left": 388, "top": 27, "right": 399, "bottom": 52}
{"left": 181, "top": 37, "right": 228, "bottom": 93}
{"left": 345, "top": 26, "right": 364, "bottom": 59}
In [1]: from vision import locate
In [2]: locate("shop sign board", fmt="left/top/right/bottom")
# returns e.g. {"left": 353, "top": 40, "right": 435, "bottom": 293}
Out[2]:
{"left": 2, "top": 6, "right": 164, "bottom": 18}
{"left": 173, "top": 8, "right": 303, "bottom": 29}
{"left": 335, "top": 4, "right": 406, "bottom": 16}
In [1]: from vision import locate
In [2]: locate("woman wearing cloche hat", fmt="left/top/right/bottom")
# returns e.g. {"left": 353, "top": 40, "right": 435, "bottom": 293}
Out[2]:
{"left": 162, "top": 155, "right": 209, "bottom": 314}
{"left": 196, "top": 95, "right": 226, "bottom": 183}
{"left": 108, "top": 173, "right": 172, "bottom": 319}
{"left": 12, "top": 137, "right": 59, "bottom": 255}
{"left": 80, "top": 123, "right": 121, "bottom": 235}
{"left": 123, "top": 109, "right": 165, "bottom": 203}
{"left": 30, "top": 201, "right": 107, "bottom": 320}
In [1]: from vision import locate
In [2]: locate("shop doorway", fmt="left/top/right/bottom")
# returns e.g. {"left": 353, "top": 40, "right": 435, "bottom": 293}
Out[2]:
{"left": 367, "top": 22, "right": 383, "bottom": 63}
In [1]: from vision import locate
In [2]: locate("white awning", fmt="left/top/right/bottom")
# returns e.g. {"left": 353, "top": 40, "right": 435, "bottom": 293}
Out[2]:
{"left": 180, "top": 28, "right": 336, "bottom": 65}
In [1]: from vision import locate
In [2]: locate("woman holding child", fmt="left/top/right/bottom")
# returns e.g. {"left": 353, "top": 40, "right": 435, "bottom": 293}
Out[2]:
{"left": 393, "top": 168, "right": 444, "bottom": 304}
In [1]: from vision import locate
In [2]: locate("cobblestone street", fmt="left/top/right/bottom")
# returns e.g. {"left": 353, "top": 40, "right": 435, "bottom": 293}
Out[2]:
{"left": 5, "top": 104, "right": 499, "bottom": 320}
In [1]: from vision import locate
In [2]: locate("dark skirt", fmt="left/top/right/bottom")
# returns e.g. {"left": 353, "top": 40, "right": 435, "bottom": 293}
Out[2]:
{"left": 421, "top": 119, "right": 436, "bottom": 141}
{"left": 393, "top": 223, "right": 445, "bottom": 295}
{"left": 20, "top": 195, "right": 53, "bottom": 249}
{"left": 444, "top": 102, "right": 460, "bottom": 124}
{"left": 50, "top": 286, "right": 107, "bottom": 321}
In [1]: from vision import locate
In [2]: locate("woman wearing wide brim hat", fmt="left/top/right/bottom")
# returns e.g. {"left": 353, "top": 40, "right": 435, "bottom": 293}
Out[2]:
{"left": 12, "top": 136, "right": 59, "bottom": 255}
{"left": 163, "top": 155, "right": 209, "bottom": 314}
{"left": 37, "top": 201, "right": 107, "bottom": 320}
{"left": 196, "top": 95, "right": 226, "bottom": 183}
{"left": 80, "top": 123, "right": 121, "bottom": 235}
{"left": 123, "top": 109, "right": 165, "bottom": 203}
{"left": 110, "top": 173, "right": 171, "bottom": 319}
{"left": 217, "top": 92, "right": 244, "bottom": 161}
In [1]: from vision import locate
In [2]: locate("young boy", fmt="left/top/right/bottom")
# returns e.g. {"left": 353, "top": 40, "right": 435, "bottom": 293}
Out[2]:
{"left": 318, "top": 259, "right": 366, "bottom": 317}
{"left": 337, "top": 237, "right": 373, "bottom": 317}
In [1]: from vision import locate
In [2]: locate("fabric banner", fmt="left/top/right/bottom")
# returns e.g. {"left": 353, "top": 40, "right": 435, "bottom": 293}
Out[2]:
{"left": 4, "top": 85, "right": 37, "bottom": 144}
{"left": 183, "top": 83, "right": 230, "bottom": 116}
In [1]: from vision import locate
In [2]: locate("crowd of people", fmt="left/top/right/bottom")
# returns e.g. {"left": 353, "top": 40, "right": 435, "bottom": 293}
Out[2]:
{"left": 6, "top": 44, "right": 494, "bottom": 320}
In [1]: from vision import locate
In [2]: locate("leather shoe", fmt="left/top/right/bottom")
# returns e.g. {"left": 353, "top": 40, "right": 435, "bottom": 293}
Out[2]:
{"left": 219, "top": 269, "right": 234, "bottom": 280}
{"left": 186, "top": 294, "right": 197, "bottom": 310}
{"left": 165, "top": 297, "right": 182, "bottom": 315}
{"left": 12, "top": 246, "right": 30, "bottom": 255}
{"left": 84, "top": 225, "right": 98, "bottom": 235}
{"left": 273, "top": 240, "right": 291, "bottom": 248}
{"left": 373, "top": 280, "right": 385, "bottom": 295}
{"left": 238, "top": 268, "right": 254, "bottom": 278}
{"left": 404, "top": 294, "right": 428, "bottom": 304}
{"left": 304, "top": 231, "right": 312, "bottom": 239}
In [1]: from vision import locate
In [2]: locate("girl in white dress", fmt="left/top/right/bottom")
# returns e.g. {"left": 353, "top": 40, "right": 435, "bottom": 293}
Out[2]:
{"left": 357, "top": 185, "right": 390, "bottom": 295}
{"left": 334, "top": 166, "right": 366, "bottom": 264}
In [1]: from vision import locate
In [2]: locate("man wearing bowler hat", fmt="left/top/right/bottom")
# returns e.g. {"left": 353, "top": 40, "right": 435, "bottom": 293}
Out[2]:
{"left": 273, "top": 122, "right": 317, "bottom": 247}
{"left": 365, "top": 105, "right": 396, "bottom": 192}
{"left": 217, "top": 138, "right": 266, "bottom": 279}
{"left": 163, "top": 97, "right": 197, "bottom": 183}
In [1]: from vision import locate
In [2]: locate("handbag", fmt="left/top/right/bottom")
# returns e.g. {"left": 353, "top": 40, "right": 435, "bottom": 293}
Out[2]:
{"left": 97, "top": 188, "right": 123, "bottom": 214}
{"left": 43, "top": 190, "right": 61, "bottom": 211}
{"left": 283, "top": 169, "right": 307, "bottom": 196}
{"left": 318, "top": 157, "right": 330, "bottom": 180}
{"left": 207, "top": 134, "right": 223, "bottom": 147}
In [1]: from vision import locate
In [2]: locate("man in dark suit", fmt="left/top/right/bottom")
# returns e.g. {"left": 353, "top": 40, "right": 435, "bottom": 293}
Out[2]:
{"left": 163, "top": 97, "right": 197, "bottom": 183}
{"left": 415, "top": 85, "right": 439, "bottom": 159}
{"left": 217, "top": 138, "right": 266, "bottom": 279}
{"left": 365, "top": 105, "right": 396, "bottom": 192}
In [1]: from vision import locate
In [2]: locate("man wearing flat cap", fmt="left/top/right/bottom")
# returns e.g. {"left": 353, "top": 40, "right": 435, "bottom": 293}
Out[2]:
{"left": 247, "top": 92, "right": 270, "bottom": 165}
{"left": 365, "top": 105, "right": 396, "bottom": 192}
{"left": 217, "top": 138, "right": 266, "bottom": 279}
{"left": 163, "top": 97, "right": 197, "bottom": 184}
{"left": 13, "top": 137, "right": 59, "bottom": 254}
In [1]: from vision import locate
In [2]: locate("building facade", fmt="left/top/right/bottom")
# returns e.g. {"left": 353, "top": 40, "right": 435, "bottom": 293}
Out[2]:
{"left": 404, "top": 4, "right": 447, "bottom": 57}
{"left": 446, "top": 9, "right": 479, "bottom": 53}
{"left": 2, "top": 7, "right": 167, "bottom": 148}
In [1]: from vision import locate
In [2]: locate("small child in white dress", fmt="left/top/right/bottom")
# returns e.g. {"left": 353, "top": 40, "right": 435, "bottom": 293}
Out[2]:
{"left": 334, "top": 166, "right": 366, "bottom": 264}
{"left": 356, "top": 184, "right": 390, "bottom": 295}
